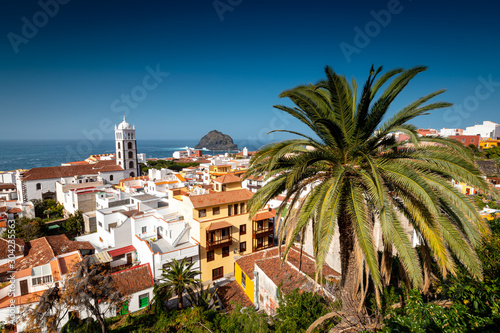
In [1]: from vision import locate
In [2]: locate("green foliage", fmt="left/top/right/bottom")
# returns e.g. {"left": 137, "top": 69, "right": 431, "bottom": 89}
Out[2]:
{"left": 32, "top": 198, "right": 65, "bottom": 221}
{"left": 64, "top": 210, "right": 83, "bottom": 233}
{"left": 275, "top": 289, "right": 330, "bottom": 333}
{"left": 61, "top": 318, "right": 100, "bottom": 333}
{"left": 1, "top": 216, "right": 46, "bottom": 241}
{"left": 484, "top": 146, "right": 500, "bottom": 159}
{"left": 145, "top": 160, "right": 200, "bottom": 172}
{"left": 158, "top": 258, "right": 201, "bottom": 310}
{"left": 215, "top": 303, "right": 272, "bottom": 333}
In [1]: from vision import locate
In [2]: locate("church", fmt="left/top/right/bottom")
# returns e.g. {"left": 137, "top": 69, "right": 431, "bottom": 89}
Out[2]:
{"left": 16, "top": 117, "right": 139, "bottom": 203}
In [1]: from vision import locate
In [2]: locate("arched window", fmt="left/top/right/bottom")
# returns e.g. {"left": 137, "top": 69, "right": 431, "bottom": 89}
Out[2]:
{"left": 129, "top": 161, "right": 134, "bottom": 169}
{"left": 130, "top": 172, "right": 135, "bottom": 177}
{"left": 118, "top": 152, "right": 121, "bottom": 159}
{"left": 110, "top": 175, "right": 114, "bottom": 181}
{"left": 117, "top": 142, "right": 120, "bottom": 149}
{"left": 128, "top": 142, "right": 133, "bottom": 149}
{"left": 128, "top": 151, "right": 133, "bottom": 158}
{"left": 36, "top": 183, "right": 41, "bottom": 190}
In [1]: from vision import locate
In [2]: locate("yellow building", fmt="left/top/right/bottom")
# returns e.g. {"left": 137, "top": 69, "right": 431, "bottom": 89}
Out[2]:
{"left": 174, "top": 176, "right": 276, "bottom": 282}
{"left": 207, "top": 164, "right": 246, "bottom": 183}
{"left": 480, "top": 139, "right": 500, "bottom": 149}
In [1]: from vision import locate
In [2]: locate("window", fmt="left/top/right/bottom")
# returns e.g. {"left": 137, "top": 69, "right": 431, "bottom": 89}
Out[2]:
{"left": 118, "top": 152, "right": 121, "bottom": 159}
{"left": 222, "top": 246, "right": 229, "bottom": 257}
{"left": 234, "top": 204, "right": 238, "bottom": 215}
{"left": 36, "top": 183, "right": 41, "bottom": 190}
{"left": 240, "top": 203, "right": 245, "bottom": 214}
{"left": 142, "top": 226, "right": 147, "bottom": 233}
{"left": 240, "top": 224, "right": 246, "bottom": 235}
{"left": 32, "top": 275, "right": 52, "bottom": 286}
{"left": 128, "top": 151, "right": 133, "bottom": 158}
{"left": 471, "top": 139, "right": 474, "bottom": 143}
{"left": 129, "top": 161, "right": 134, "bottom": 169}
{"left": 98, "top": 222, "right": 102, "bottom": 228}
{"left": 221, "top": 228, "right": 229, "bottom": 238}
{"left": 117, "top": 142, "right": 121, "bottom": 149}
{"left": 240, "top": 241, "right": 246, "bottom": 253}
{"left": 241, "top": 271, "right": 246, "bottom": 288}
{"left": 213, "top": 207, "right": 220, "bottom": 215}
{"left": 212, "top": 267, "right": 223, "bottom": 280}
{"left": 228, "top": 205, "right": 233, "bottom": 216}
{"left": 110, "top": 175, "right": 114, "bottom": 181}
{"left": 139, "top": 293, "right": 149, "bottom": 308}
{"left": 207, "top": 250, "right": 214, "bottom": 262}
{"left": 198, "top": 209, "right": 206, "bottom": 218}
{"left": 128, "top": 142, "right": 133, "bottom": 149}
{"left": 268, "top": 234, "right": 274, "bottom": 246}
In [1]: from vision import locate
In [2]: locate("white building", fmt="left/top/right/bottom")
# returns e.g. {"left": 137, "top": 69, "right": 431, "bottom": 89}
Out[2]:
{"left": 56, "top": 181, "right": 110, "bottom": 215}
{"left": 439, "top": 128, "right": 463, "bottom": 137}
{"left": 145, "top": 169, "right": 187, "bottom": 197}
{"left": 77, "top": 193, "right": 199, "bottom": 279}
{"left": 463, "top": 121, "right": 500, "bottom": 139}
{"left": 115, "top": 117, "right": 140, "bottom": 178}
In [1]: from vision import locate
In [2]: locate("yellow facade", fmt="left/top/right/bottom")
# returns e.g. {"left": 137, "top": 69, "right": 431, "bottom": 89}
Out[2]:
{"left": 234, "top": 262, "right": 254, "bottom": 303}
{"left": 480, "top": 139, "right": 500, "bottom": 149}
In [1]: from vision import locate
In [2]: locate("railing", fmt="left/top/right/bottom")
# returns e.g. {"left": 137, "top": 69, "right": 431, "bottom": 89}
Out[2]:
{"left": 206, "top": 236, "right": 233, "bottom": 251}
{"left": 253, "top": 242, "right": 274, "bottom": 251}
{"left": 252, "top": 226, "right": 274, "bottom": 238}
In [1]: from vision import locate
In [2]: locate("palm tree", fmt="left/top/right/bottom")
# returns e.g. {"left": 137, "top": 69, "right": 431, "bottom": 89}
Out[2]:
{"left": 245, "top": 65, "right": 494, "bottom": 317}
{"left": 159, "top": 258, "right": 201, "bottom": 310}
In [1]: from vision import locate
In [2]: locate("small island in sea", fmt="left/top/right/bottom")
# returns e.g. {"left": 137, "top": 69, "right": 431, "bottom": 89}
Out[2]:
{"left": 195, "top": 129, "right": 238, "bottom": 150}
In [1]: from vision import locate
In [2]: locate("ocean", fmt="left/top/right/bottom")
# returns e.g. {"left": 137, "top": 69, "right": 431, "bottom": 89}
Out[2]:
{"left": 0, "top": 139, "right": 264, "bottom": 171}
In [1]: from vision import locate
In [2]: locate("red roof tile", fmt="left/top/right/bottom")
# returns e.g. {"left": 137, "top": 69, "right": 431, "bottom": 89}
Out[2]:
{"left": 107, "top": 245, "right": 136, "bottom": 257}
{"left": 206, "top": 220, "right": 232, "bottom": 231}
{"left": 213, "top": 174, "right": 241, "bottom": 184}
{"left": 252, "top": 209, "right": 276, "bottom": 221}
{"left": 20, "top": 160, "right": 123, "bottom": 181}
{"left": 111, "top": 264, "right": 154, "bottom": 296}
{"left": 188, "top": 189, "right": 253, "bottom": 208}
{"left": 217, "top": 280, "right": 253, "bottom": 312}
{"left": 0, "top": 238, "right": 25, "bottom": 259}
{"left": 0, "top": 184, "right": 15, "bottom": 190}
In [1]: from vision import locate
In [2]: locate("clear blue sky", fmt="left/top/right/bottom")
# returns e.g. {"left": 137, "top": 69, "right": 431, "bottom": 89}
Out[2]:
{"left": 1, "top": 0, "right": 499, "bottom": 142}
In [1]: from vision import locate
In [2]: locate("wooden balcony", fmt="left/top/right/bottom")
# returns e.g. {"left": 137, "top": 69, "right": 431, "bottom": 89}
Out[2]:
{"left": 252, "top": 225, "right": 274, "bottom": 239}
{"left": 206, "top": 236, "right": 233, "bottom": 251}
{"left": 253, "top": 242, "right": 274, "bottom": 251}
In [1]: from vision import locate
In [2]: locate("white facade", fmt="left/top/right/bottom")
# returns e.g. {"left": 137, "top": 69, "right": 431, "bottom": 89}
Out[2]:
{"left": 115, "top": 116, "right": 140, "bottom": 178}
{"left": 439, "top": 128, "right": 463, "bottom": 137}
{"left": 463, "top": 121, "right": 500, "bottom": 139}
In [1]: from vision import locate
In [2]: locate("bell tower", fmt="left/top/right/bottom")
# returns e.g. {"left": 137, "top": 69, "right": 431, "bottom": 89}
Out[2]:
{"left": 115, "top": 116, "right": 139, "bottom": 177}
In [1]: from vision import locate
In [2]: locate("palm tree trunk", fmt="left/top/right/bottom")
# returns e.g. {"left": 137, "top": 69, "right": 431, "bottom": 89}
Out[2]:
{"left": 338, "top": 210, "right": 361, "bottom": 315}
{"left": 178, "top": 292, "right": 183, "bottom": 310}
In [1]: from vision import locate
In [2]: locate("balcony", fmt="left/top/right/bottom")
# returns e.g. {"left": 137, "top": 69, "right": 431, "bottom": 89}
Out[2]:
{"left": 252, "top": 225, "right": 274, "bottom": 238}
{"left": 206, "top": 236, "right": 233, "bottom": 251}
{"left": 253, "top": 242, "right": 274, "bottom": 251}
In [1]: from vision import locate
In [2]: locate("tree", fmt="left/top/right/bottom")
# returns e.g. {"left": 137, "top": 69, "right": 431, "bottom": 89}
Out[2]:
{"left": 1, "top": 217, "right": 45, "bottom": 241}
{"left": 64, "top": 210, "right": 83, "bottom": 233}
{"left": 21, "top": 286, "right": 70, "bottom": 333}
{"left": 158, "top": 258, "right": 201, "bottom": 310}
{"left": 62, "top": 256, "right": 127, "bottom": 333}
{"left": 245, "top": 65, "right": 494, "bottom": 320}
{"left": 187, "top": 281, "right": 217, "bottom": 310}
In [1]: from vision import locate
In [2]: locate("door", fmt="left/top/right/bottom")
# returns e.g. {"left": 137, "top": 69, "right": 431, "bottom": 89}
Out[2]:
{"left": 20, "top": 279, "right": 28, "bottom": 296}
{"left": 126, "top": 253, "right": 132, "bottom": 265}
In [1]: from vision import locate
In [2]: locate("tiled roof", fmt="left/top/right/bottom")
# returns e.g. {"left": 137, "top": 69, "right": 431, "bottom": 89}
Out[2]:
{"left": 0, "top": 184, "right": 15, "bottom": 190}
{"left": 20, "top": 160, "right": 123, "bottom": 181}
{"left": 246, "top": 175, "right": 264, "bottom": 181}
{"left": 236, "top": 246, "right": 340, "bottom": 281}
{"left": 206, "top": 220, "right": 232, "bottom": 231}
{"left": 58, "top": 253, "right": 82, "bottom": 276}
{"left": 111, "top": 264, "right": 154, "bottom": 296}
{"left": 236, "top": 246, "right": 340, "bottom": 296}
{"left": 45, "top": 235, "right": 94, "bottom": 256}
{"left": 0, "top": 238, "right": 25, "bottom": 259}
{"left": 0, "top": 235, "right": 93, "bottom": 277}
{"left": 7, "top": 208, "right": 21, "bottom": 214}
{"left": 213, "top": 174, "right": 241, "bottom": 184}
{"left": 217, "top": 280, "right": 253, "bottom": 312}
{"left": 252, "top": 209, "right": 276, "bottom": 221}
{"left": 175, "top": 174, "right": 186, "bottom": 182}
{"left": 188, "top": 189, "right": 253, "bottom": 208}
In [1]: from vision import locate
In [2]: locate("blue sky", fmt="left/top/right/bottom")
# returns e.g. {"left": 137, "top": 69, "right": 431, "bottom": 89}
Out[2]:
{"left": 1, "top": 0, "right": 499, "bottom": 143}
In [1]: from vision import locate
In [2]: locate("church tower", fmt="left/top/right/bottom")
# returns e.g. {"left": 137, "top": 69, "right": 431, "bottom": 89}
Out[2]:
{"left": 115, "top": 116, "right": 140, "bottom": 177}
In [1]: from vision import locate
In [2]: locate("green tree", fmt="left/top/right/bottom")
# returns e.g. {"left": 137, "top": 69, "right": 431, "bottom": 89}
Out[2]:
{"left": 64, "top": 210, "right": 83, "bottom": 233}
{"left": 158, "top": 258, "right": 201, "bottom": 310}
{"left": 245, "top": 65, "right": 493, "bottom": 318}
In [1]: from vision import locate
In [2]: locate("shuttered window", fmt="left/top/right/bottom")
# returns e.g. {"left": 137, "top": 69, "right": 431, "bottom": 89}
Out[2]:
{"left": 139, "top": 293, "right": 149, "bottom": 308}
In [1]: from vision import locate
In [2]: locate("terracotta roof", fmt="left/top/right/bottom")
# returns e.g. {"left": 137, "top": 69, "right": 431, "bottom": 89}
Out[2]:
{"left": 0, "top": 290, "right": 45, "bottom": 309}
{"left": 217, "top": 280, "right": 253, "bottom": 312}
{"left": 107, "top": 245, "right": 136, "bottom": 257}
{"left": 236, "top": 246, "right": 340, "bottom": 281}
{"left": 246, "top": 175, "right": 264, "bottom": 181}
{"left": 188, "top": 189, "right": 253, "bottom": 208}
{"left": 7, "top": 207, "right": 21, "bottom": 214}
{"left": 213, "top": 174, "right": 241, "bottom": 184}
{"left": 111, "top": 264, "right": 154, "bottom": 296}
{"left": 0, "top": 184, "right": 15, "bottom": 190}
{"left": 121, "top": 210, "right": 141, "bottom": 217}
{"left": 0, "top": 207, "right": 6, "bottom": 213}
{"left": 45, "top": 235, "right": 94, "bottom": 256}
{"left": 0, "top": 238, "right": 25, "bottom": 259}
{"left": 175, "top": 174, "right": 186, "bottom": 182}
{"left": 206, "top": 220, "right": 233, "bottom": 231}
{"left": 0, "top": 235, "right": 93, "bottom": 277}
{"left": 58, "top": 253, "right": 82, "bottom": 276}
{"left": 252, "top": 209, "right": 276, "bottom": 221}
{"left": 20, "top": 160, "right": 123, "bottom": 181}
